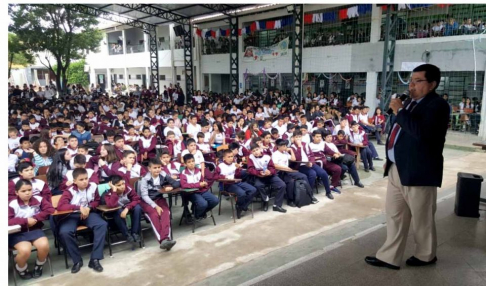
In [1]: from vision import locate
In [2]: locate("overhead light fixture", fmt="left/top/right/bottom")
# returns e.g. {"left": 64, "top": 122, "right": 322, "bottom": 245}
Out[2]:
{"left": 287, "top": 5, "right": 294, "bottom": 13}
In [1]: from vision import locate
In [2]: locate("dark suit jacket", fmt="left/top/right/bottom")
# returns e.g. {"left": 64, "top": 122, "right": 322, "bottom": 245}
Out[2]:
{"left": 384, "top": 91, "right": 450, "bottom": 187}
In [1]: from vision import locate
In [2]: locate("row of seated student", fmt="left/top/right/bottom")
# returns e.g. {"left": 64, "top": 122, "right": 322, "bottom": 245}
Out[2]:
{"left": 8, "top": 92, "right": 386, "bottom": 277}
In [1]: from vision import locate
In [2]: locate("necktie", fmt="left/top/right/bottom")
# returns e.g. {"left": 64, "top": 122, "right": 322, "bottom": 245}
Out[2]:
{"left": 387, "top": 101, "right": 417, "bottom": 150}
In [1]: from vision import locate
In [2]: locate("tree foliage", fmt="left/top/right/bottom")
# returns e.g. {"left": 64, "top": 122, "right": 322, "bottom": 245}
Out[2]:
{"left": 8, "top": 33, "right": 35, "bottom": 78}
{"left": 54, "top": 59, "right": 90, "bottom": 88}
{"left": 8, "top": 4, "right": 102, "bottom": 93}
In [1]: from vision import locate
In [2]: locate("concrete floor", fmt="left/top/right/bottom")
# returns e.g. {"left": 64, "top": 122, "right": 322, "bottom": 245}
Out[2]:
{"left": 9, "top": 147, "right": 486, "bottom": 286}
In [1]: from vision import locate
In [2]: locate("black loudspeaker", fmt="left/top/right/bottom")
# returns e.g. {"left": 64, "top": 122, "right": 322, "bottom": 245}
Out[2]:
{"left": 173, "top": 25, "right": 185, "bottom": 37}
{"left": 454, "top": 173, "right": 483, "bottom": 218}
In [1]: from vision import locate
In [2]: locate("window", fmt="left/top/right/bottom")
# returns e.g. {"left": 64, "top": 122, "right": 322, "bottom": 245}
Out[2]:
{"left": 136, "top": 75, "right": 142, "bottom": 80}
{"left": 176, "top": 75, "right": 181, "bottom": 81}
{"left": 159, "top": 75, "right": 166, "bottom": 80}
{"left": 118, "top": 74, "right": 124, "bottom": 79}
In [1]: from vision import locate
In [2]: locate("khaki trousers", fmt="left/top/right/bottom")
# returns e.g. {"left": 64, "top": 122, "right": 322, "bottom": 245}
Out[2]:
{"left": 376, "top": 163, "right": 437, "bottom": 266}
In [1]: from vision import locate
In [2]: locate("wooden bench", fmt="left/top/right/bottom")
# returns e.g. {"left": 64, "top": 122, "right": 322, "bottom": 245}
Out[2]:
{"left": 472, "top": 143, "right": 486, "bottom": 151}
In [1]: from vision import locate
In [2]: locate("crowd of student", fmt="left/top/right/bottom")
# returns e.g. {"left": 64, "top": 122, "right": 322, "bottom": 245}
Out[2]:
{"left": 8, "top": 85, "right": 388, "bottom": 279}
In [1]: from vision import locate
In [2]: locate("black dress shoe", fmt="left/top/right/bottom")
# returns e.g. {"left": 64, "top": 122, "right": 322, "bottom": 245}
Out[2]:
{"left": 370, "top": 167, "right": 376, "bottom": 171}
{"left": 340, "top": 174, "right": 348, "bottom": 180}
{"left": 263, "top": 201, "right": 269, "bottom": 212}
{"left": 406, "top": 256, "right": 437, "bottom": 266}
{"left": 355, "top": 182, "right": 365, "bottom": 188}
{"left": 326, "top": 192, "right": 334, "bottom": 200}
{"left": 16, "top": 267, "right": 33, "bottom": 280}
{"left": 364, "top": 168, "right": 369, "bottom": 172}
{"left": 71, "top": 261, "right": 83, "bottom": 274}
{"left": 273, "top": 206, "right": 287, "bottom": 213}
{"left": 287, "top": 201, "right": 297, "bottom": 208}
{"left": 88, "top": 259, "right": 103, "bottom": 272}
{"left": 33, "top": 262, "right": 44, "bottom": 278}
{"left": 365, "top": 256, "right": 400, "bottom": 270}
{"left": 373, "top": 157, "right": 383, "bottom": 161}
{"left": 311, "top": 197, "right": 319, "bottom": 204}
{"left": 236, "top": 206, "right": 243, "bottom": 219}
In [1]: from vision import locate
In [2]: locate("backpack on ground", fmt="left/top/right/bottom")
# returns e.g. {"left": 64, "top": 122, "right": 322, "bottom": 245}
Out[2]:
{"left": 294, "top": 179, "right": 313, "bottom": 208}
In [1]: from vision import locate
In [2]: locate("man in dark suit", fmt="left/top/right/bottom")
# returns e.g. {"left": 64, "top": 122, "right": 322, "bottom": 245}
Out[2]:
{"left": 365, "top": 64, "right": 450, "bottom": 270}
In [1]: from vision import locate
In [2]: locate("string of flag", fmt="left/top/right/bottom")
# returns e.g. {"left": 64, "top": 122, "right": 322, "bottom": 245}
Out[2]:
{"left": 194, "top": 4, "right": 374, "bottom": 39}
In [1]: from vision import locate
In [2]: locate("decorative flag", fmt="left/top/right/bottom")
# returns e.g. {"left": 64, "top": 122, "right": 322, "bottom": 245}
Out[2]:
{"left": 323, "top": 11, "right": 337, "bottom": 22}
{"left": 281, "top": 16, "right": 293, "bottom": 27}
{"left": 303, "top": 14, "right": 312, "bottom": 24}
{"left": 347, "top": 6, "right": 359, "bottom": 18}
{"left": 210, "top": 30, "right": 216, "bottom": 38}
{"left": 398, "top": 4, "right": 411, "bottom": 10}
{"left": 220, "top": 29, "right": 226, "bottom": 37}
{"left": 274, "top": 19, "right": 282, "bottom": 29}
{"left": 357, "top": 4, "right": 372, "bottom": 15}
{"left": 250, "top": 22, "right": 257, "bottom": 32}
{"left": 339, "top": 8, "right": 348, "bottom": 20}
{"left": 226, "top": 29, "right": 230, "bottom": 37}
{"left": 266, "top": 20, "right": 275, "bottom": 29}
{"left": 238, "top": 28, "right": 242, "bottom": 36}
{"left": 205, "top": 30, "right": 211, "bottom": 38}
{"left": 312, "top": 13, "right": 323, "bottom": 23}
{"left": 259, "top": 20, "right": 266, "bottom": 30}
{"left": 196, "top": 29, "right": 202, "bottom": 37}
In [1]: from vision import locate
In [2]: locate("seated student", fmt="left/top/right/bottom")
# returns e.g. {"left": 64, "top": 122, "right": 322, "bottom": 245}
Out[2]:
{"left": 159, "top": 150, "right": 181, "bottom": 180}
{"left": 333, "top": 130, "right": 356, "bottom": 156}
{"left": 165, "top": 131, "right": 184, "bottom": 159}
{"left": 114, "top": 150, "right": 147, "bottom": 181}
{"left": 70, "top": 145, "right": 92, "bottom": 169}
{"left": 180, "top": 154, "right": 220, "bottom": 220}
{"left": 105, "top": 175, "right": 142, "bottom": 244}
{"left": 333, "top": 117, "right": 352, "bottom": 137}
{"left": 96, "top": 116, "right": 112, "bottom": 135}
{"left": 196, "top": 132, "right": 212, "bottom": 153}
{"left": 19, "top": 120, "right": 36, "bottom": 138}
{"left": 290, "top": 130, "right": 336, "bottom": 200}
{"left": 349, "top": 121, "right": 375, "bottom": 172}
{"left": 139, "top": 158, "right": 179, "bottom": 250}
{"left": 15, "top": 137, "right": 34, "bottom": 160}
{"left": 95, "top": 130, "right": 116, "bottom": 155}
{"left": 87, "top": 143, "right": 119, "bottom": 183}
{"left": 300, "top": 125, "right": 311, "bottom": 144}
{"left": 8, "top": 126, "right": 21, "bottom": 150}
{"left": 8, "top": 162, "right": 51, "bottom": 202}
{"left": 260, "top": 131, "right": 275, "bottom": 156}
{"left": 61, "top": 123, "right": 72, "bottom": 137}
{"left": 322, "top": 130, "right": 364, "bottom": 188}
{"left": 270, "top": 128, "right": 280, "bottom": 143}
{"left": 163, "top": 119, "right": 183, "bottom": 141}
{"left": 138, "top": 127, "right": 157, "bottom": 161}
{"left": 66, "top": 135, "right": 79, "bottom": 156}
{"left": 247, "top": 143, "right": 287, "bottom": 212}
{"left": 60, "top": 154, "right": 99, "bottom": 191}
{"left": 210, "top": 122, "right": 226, "bottom": 148}
{"left": 214, "top": 149, "right": 257, "bottom": 219}
{"left": 9, "top": 179, "right": 55, "bottom": 280}
{"left": 114, "top": 135, "right": 135, "bottom": 159}
{"left": 181, "top": 138, "right": 217, "bottom": 186}
{"left": 71, "top": 122, "right": 92, "bottom": 145}
{"left": 124, "top": 125, "right": 140, "bottom": 144}
{"left": 200, "top": 122, "right": 212, "bottom": 143}
{"left": 308, "top": 130, "right": 344, "bottom": 190}
{"left": 57, "top": 168, "right": 108, "bottom": 273}
{"left": 272, "top": 139, "right": 318, "bottom": 207}
{"left": 9, "top": 148, "right": 19, "bottom": 173}
{"left": 281, "top": 123, "right": 296, "bottom": 141}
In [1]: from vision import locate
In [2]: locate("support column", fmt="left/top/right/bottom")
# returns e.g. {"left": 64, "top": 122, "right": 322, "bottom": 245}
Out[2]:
{"left": 90, "top": 68, "right": 96, "bottom": 87}
{"left": 169, "top": 24, "right": 176, "bottom": 85}
{"left": 365, "top": 72, "right": 378, "bottom": 115}
{"left": 380, "top": 4, "right": 398, "bottom": 112}
{"left": 292, "top": 4, "right": 304, "bottom": 104}
{"left": 238, "top": 20, "right": 245, "bottom": 94}
{"left": 479, "top": 69, "right": 486, "bottom": 141}
{"left": 124, "top": 67, "right": 129, "bottom": 88}
{"left": 146, "top": 26, "right": 160, "bottom": 96}
{"left": 106, "top": 68, "right": 112, "bottom": 96}
{"left": 145, "top": 67, "right": 151, "bottom": 88}
{"left": 370, "top": 4, "right": 382, "bottom": 43}
{"left": 182, "top": 21, "right": 194, "bottom": 103}
{"left": 229, "top": 16, "right": 239, "bottom": 97}
{"left": 122, "top": 30, "right": 127, "bottom": 54}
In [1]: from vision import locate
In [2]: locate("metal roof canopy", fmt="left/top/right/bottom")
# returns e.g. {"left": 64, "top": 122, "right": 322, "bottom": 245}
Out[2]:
{"left": 81, "top": 4, "right": 254, "bottom": 26}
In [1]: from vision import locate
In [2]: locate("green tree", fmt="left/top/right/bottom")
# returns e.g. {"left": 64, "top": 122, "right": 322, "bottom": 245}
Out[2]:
{"left": 8, "top": 33, "right": 35, "bottom": 78}
{"left": 53, "top": 60, "right": 89, "bottom": 89}
{"left": 8, "top": 4, "right": 102, "bottom": 93}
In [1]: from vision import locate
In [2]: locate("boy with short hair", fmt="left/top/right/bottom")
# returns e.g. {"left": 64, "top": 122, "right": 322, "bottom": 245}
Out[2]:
{"left": 71, "top": 121, "right": 92, "bottom": 144}
{"left": 165, "top": 131, "right": 184, "bottom": 158}
{"left": 57, "top": 168, "right": 108, "bottom": 273}
{"left": 66, "top": 135, "right": 79, "bottom": 156}
{"left": 114, "top": 150, "right": 147, "bottom": 181}
{"left": 215, "top": 149, "right": 257, "bottom": 218}
{"left": 180, "top": 154, "right": 220, "bottom": 220}
{"left": 15, "top": 137, "right": 34, "bottom": 160}
{"left": 105, "top": 175, "right": 143, "bottom": 244}
{"left": 247, "top": 144, "right": 287, "bottom": 212}
{"left": 8, "top": 126, "right": 21, "bottom": 150}
{"left": 62, "top": 154, "right": 99, "bottom": 191}
{"left": 8, "top": 161, "right": 51, "bottom": 202}
{"left": 139, "top": 158, "right": 179, "bottom": 250}
{"left": 159, "top": 150, "right": 181, "bottom": 180}
{"left": 349, "top": 121, "right": 374, "bottom": 172}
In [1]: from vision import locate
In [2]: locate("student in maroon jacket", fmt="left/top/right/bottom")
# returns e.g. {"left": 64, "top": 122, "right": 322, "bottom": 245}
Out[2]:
{"left": 247, "top": 143, "right": 287, "bottom": 212}
{"left": 138, "top": 127, "right": 157, "bottom": 161}
{"left": 290, "top": 130, "right": 335, "bottom": 200}
{"left": 59, "top": 154, "right": 99, "bottom": 192}
{"left": 9, "top": 179, "right": 54, "bottom": 280}
{"left": 113, "top": 150, "right": 148, "bottom": 182}
{"left": 105, "top": 175, "right": 142, "bottom": 244}
{"left": 333, "top": 131, "right": 357, "bottom": 156}
{"left": 57, "top": 168, "right": 107, "bottom": 274}
{"left": 8, "top": 162, "right": 51, "bottom": 203}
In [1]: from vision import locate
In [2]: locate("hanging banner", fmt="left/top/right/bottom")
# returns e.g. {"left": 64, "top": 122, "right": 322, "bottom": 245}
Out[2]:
{"left": 243, "top": 37, "right": 289, "bottom": 62}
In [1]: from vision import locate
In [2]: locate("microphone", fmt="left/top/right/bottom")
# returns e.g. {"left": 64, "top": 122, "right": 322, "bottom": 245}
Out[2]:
{"left": 387, "top": 90, "right": 410, "bottom": 115}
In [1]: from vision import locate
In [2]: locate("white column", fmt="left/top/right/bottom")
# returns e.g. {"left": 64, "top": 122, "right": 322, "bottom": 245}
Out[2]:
{"left": 124, "top": 67, "right": 129, "bottom": 88}
{"left": 370, "top": 4, "right": 382, "bottom": 43}
{"left": 122, "top": 30, "right": 127, "bottom": 55}
{"left": 365, "top": 72, "right": 378, "bottom": 115}
{"left": 169, "top": 24, "right": 176, "bottom": 85}
{"left": 90, "top": 68, "right": 96, "bottom": 87}
{"left": 106, "top": 68, "right": 112, "bottom": 95}
{"left": 144, "top": 33, "right": 149, "bottom": 53}
{"left": 479, "top": 69, "right": 486, "bottom": 141}
{"left": 238, "top": 20, "right": 244, "bottom": 94}
{"left": 145, "top": 67, "right": 151, "bottom": 89}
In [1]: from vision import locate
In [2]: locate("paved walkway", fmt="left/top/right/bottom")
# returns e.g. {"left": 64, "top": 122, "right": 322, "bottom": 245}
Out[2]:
{"left": 12, "top": 148, "right": 486, "bottom": 286}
